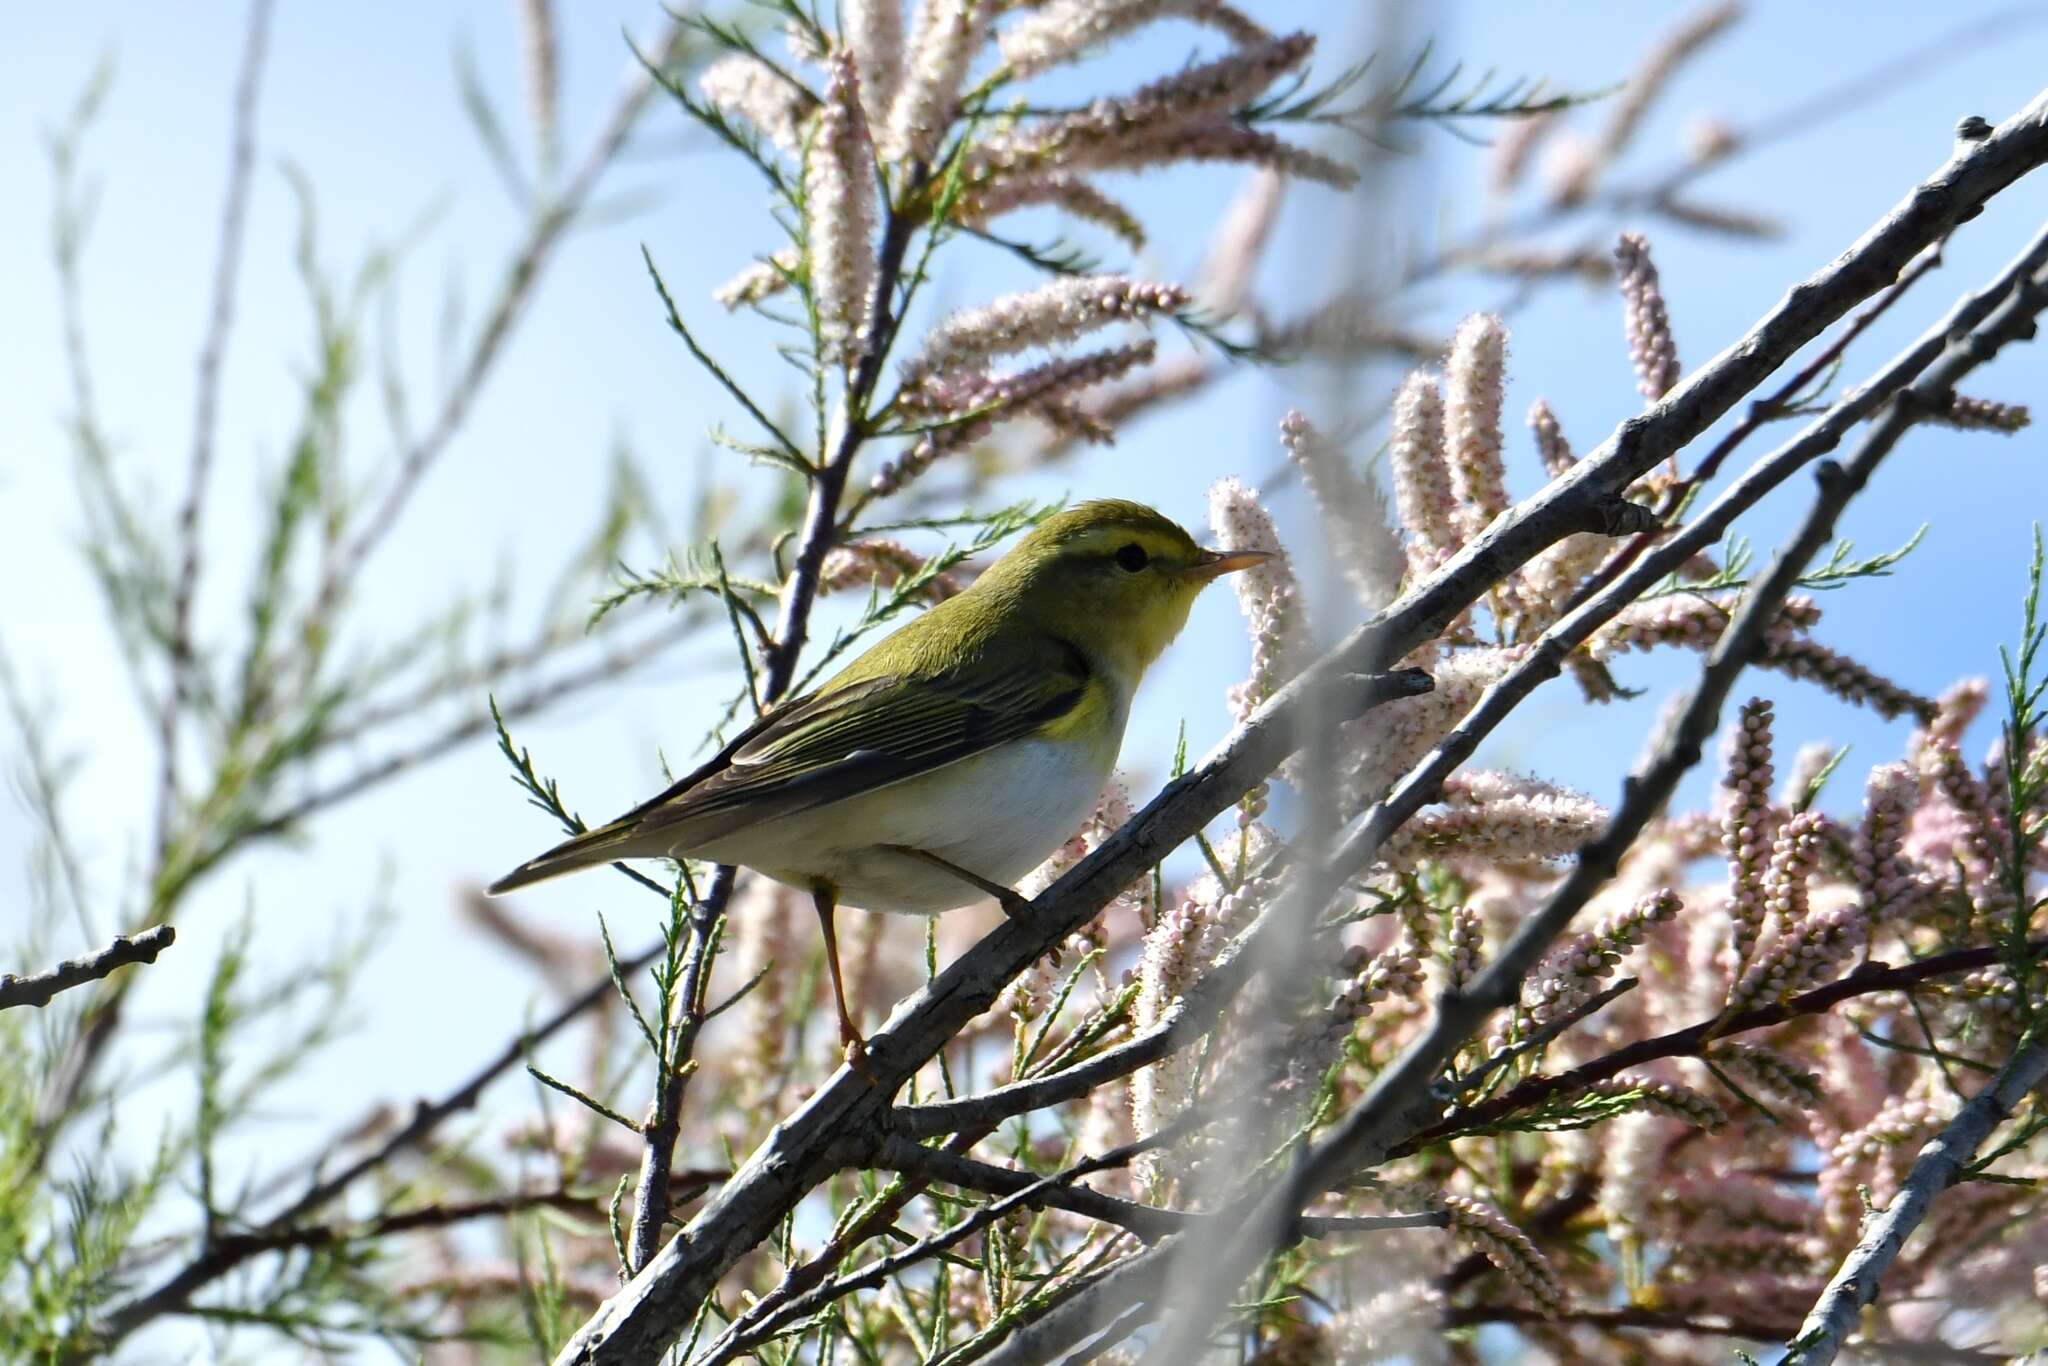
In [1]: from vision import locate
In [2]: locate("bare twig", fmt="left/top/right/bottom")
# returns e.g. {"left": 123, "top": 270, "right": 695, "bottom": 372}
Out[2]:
{"left": 0, "top": 927, "right": 175, "bottom": 1012}
{"left": 306, "top": 14, "right": 688, "bottom": 634}
{"left": 626, "top": 877, "right": 725, "bottom": 1271}
{"left": 157, "top": 0, "right": 273, "bottom": 868}
{"left": 1403, "top": 940, "right": 2048, "bottom": 1155}
{"left": 1783, "top": 1032, "right": 2048, "bottom": 1365}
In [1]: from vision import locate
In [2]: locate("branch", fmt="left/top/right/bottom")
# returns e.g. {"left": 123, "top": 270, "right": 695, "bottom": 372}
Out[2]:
{"left": 305, "top": 14, "right": 688, "bottom": 636}
{"left": 0, "top": 927, "right": 175, "bottom": 1012}
{"left": 158, "top": 0, "right": 273, "bottom": 865}
{"left": 1442, "top": 1304, "right": 2001, "bottom": 1362}
{"left": 626, "top": 881, "right": 725, "bottom": 1271}
{"left": 551, "top": 88, "right": 2048, "bottom": 1366}
{"left": 874, "top": 1137, "right": 1437, "bottom": 1243}
{"left": 1135, "top": 186, "right": 2048, "bottom": 1366}
{"left": 1782, "top": 1032, "right": 2048, "bottom": 1365}
{"left": 1401, "top": 940, "right": 2047, "bottom": 1155}
{"left": 80, "top": 926, "right": 668, "bottom": 1355}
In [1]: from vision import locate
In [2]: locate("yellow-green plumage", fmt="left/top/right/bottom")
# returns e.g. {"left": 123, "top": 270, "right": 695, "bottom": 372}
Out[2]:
{"left": 486, "top": 500, "right": 1266, "bottom": 913}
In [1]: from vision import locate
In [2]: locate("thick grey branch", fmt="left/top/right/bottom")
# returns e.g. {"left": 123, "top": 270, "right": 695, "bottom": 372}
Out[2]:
{"left": 1783, "top": 1033, "right": 2048, "bottom": 1365}
{"left": 1134, "top": 193, "right": 2048, "bottom": 1366}
{"left": 0, "top": 927, "right": 175, "bottom": 1012}
{"left": 553, "top": 88, "right": 2048, "bottom": 1366}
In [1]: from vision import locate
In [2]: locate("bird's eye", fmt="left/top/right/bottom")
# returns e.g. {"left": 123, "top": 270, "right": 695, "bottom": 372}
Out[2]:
{"left": 1115, "top": 543, "right": 1149, "bottom": 573}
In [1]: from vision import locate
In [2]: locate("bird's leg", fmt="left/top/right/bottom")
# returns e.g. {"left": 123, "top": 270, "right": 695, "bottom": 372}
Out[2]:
{"left": 881, "top": 844, "right": 1033, "bottom": 920}
{"left": 811, "top": 884, "right": 874, "bottom": 1075}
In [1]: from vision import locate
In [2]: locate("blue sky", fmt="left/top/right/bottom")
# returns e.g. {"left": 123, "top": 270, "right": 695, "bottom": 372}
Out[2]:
{"left": 4, "top": 0, "right": 2046, "bottom": 1315}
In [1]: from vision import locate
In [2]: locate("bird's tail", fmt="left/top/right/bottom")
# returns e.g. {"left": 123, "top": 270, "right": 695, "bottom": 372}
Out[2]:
{"left": 486, "top": 818, "right": 643, "bottom": 895}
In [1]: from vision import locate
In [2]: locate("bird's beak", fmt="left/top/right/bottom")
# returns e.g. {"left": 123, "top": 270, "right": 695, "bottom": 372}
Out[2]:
{"left": 1189, "top": 547, "right": 1275, "bottom": 581}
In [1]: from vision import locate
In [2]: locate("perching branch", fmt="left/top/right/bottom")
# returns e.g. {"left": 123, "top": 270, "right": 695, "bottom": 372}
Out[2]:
{"left": 0, "top": 927, "right": 175, "bottom": 1012}
{"left": 550, "top": 87, "right": 2048, "bottom": 1366}
{"left": 1138, "top": 174, "right": 2048, "bottom": 1366}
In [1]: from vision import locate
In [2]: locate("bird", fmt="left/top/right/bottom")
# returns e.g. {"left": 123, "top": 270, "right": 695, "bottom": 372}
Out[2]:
{"left": 487, "top": 499, "right": 1270, "bottom": 1061}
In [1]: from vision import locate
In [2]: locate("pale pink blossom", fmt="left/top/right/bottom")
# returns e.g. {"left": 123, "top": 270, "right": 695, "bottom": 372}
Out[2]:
{"left": 1443, "top": 314, "right": 1510, "bottom": 542}
{"left": 956, "top": 173, "right": 1145, "bottom": 248}
{"left": 1280, "top": 409, "right": 1403, "bottom": 608}
{"left": 873, "top": 340, "right": 1157, "bottom": 494}
{"left": 1615, "top": 232, "right": 1681, "bottom": 402}
{"left": 1388, "top": 371, "right": 1458, "bottom": 577}
{"left": 1208, "top": 476, "right": 1310, "bottom": 723}
{"left": 1195, "top": 170, "right": 1284, "bottom": 318}
{"left": 713, "top": 249, "right": 799, "bottom": 310}
{"left": 807, "top": 55, "right": 880, "bottom": 364}
{"left": 700, "top": 53, "right": 813, "bottom": 153}
{"left": 904, "top": 275, "right": 1187, "bottom": 381}
{"left": 841, "top": 0, "right": 904, "bottom": 132}
{"left": 886, "top": 0, "right": 986, "bottom": 165}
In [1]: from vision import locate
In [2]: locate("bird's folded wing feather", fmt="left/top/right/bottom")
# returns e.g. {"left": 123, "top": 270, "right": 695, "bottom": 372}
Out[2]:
{"left": 619, "top": 636, "right": 1090, "bottom": 843}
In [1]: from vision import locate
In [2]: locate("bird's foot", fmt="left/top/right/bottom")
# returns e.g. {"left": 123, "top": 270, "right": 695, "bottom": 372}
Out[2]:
{"left": 842, "top": 1033, "right": 878, "bottom": 1083}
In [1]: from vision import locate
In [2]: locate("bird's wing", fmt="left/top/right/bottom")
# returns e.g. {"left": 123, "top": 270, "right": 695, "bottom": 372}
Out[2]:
{"left": 618, "top": 634, "right": 1092, "bottom": 846}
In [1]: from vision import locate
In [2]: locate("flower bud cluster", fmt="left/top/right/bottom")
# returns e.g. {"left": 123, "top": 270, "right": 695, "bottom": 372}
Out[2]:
{"left": 1762, "top": 809, "right": 1824, "bottom": 937}
{"left": 1588, "top": 595, "right": 1821, "bottom": 662}
{"left": 1444, "top": 314, "right": 1509, "bottom": 543}
{"left": 1208, "top": 476, "right": 1311, "bottom": 725}
{"left": 956, "top": 174, "right": 1146, "bottom": 249}
{"left": 1584, "top": 1075, "right": 1727, "bottom": 1129}
{"left": 1930, "top": 393, "right": 2031, "bottom": 432}
{"left": 1385, "top": 1185, "right": 1564, "bottom": 1314}
{"left": 1759, "top": 633, "right": 1935, "bottom": 722}
{"left": 1724, "top": 903, "right": 1864, "bottom": 1012}
{"left": 819, "top": 538, "right": 964, "bottom": 602}
{"left": 872, "top": 341, "right": 1157, "bottom": 495}
{"left": 806, "top": 55, "right": 879, "bottom": 365}
{"left": 1721, "top": 699, "right": 1777, "bottom": 967}
{"left": 1446, "top": 906, "right": 1483, "bottom": 990}
{"left": 1514, "top": 889, "right": 1682, "bottom": 1036}
{"left": 904, "top": 276, "right": 1188, "bottom": 383}
{"left": 1325, "top": 939, "right": 1425, "bottom": 1030}
{"left": 1615, "top": 231, "right": 1680, "bottom": 402}
{"left": 1852, "top": 761, "right": 1919, "bottom": 922}
{"left": 1709, "top": 1045, "right": 1823, "bottom": 1106}
{"left": 1384, "top": 782, "right": 1608, "bottom": 872}
{"left": 1389, "top": 371, "right": 1458, "bottom": 582}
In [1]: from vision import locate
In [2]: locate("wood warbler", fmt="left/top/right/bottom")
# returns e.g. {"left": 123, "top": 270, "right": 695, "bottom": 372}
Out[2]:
{"left": 487, "top": 500, "right": 1269, "bottom": 1055}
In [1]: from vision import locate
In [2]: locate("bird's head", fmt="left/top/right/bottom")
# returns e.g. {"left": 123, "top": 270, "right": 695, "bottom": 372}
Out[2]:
{"left": 973, "top": 500, "right": 1272, "bottom": 681}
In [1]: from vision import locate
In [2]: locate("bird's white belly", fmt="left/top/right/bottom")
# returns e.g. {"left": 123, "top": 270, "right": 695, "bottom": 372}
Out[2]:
{"left": 692, "top": 734, "right": 1116, "bottom": 913}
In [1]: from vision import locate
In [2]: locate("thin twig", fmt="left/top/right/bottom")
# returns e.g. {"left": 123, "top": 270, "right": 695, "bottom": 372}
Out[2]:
{"left": 157, "top": 0, "right": 273, "bottom": 868}
{"left": 1402, "top": 940, "right": 2048, "bottom": 1155}
{"left": 1783, "top": 1033, "right": 2048, "bottom": 1365}
{"left": 0, "top": 927, "right": 175, "bottom": 1012}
